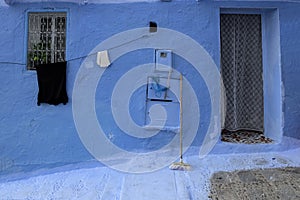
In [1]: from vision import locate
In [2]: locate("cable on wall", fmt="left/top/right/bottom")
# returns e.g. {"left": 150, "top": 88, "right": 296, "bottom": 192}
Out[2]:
{"left": 0, "top": 33, "right": 153, "bottom": 67}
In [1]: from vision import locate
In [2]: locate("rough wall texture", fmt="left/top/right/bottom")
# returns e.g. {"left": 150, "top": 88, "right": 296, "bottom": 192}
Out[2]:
{"left": 0, "top": 0, "right": 299, "bottom": 174}
{"left": 279, "top": 4, "right": 300, "bottom": 139}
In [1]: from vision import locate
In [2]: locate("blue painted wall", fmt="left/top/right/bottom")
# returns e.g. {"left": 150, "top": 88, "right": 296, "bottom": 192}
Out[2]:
{"left": 279, "top": 4, "right": 300, "bottom": 139}
{"left": 0, "top": 0, "right": 299, "bottom": 174}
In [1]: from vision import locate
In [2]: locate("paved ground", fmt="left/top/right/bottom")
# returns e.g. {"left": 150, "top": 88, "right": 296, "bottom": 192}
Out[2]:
{"left": 209, "top": 167, "right": 300, "bottom": 200}
{"left": 0, "top": 136, "right": 299, "bottom": 199}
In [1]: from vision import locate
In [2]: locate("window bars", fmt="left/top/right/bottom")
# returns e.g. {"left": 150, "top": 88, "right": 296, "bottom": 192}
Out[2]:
{"left": 27, "top": 12, "right": 66, "bottom": 70}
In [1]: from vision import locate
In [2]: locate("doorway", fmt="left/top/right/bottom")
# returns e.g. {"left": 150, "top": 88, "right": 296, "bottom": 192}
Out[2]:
{"left": 220, "top": 14, "right": 270, "bottom": 144}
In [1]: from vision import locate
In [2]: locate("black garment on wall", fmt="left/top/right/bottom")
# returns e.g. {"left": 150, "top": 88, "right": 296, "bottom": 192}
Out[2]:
{"left": 36, "top": 62, "right": 68, "bottom": 106}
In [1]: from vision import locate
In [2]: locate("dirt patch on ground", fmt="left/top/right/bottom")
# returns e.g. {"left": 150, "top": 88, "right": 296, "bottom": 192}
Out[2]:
{"left": 209, "top": 167, "right": 300, "bottom": 200}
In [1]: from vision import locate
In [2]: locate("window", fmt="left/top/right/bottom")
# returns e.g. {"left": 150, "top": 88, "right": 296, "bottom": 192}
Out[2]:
{"left": 27, "top": 12, "right": 66, "bottom": 70}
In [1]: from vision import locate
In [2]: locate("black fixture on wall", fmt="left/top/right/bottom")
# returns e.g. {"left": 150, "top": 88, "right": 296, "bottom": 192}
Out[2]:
{"left": 149, "top": 21, "right": 157, "bottom": 33}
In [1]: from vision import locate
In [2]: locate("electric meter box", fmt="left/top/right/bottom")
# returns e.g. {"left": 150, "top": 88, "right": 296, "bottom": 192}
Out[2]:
{"left": 155, "top": 49, "right": 172, "bottom": 71}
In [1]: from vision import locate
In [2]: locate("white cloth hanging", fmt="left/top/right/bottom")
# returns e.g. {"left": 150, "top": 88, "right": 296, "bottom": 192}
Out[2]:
{"left": 97, "top": 50, "right": 111, "bottom": 68}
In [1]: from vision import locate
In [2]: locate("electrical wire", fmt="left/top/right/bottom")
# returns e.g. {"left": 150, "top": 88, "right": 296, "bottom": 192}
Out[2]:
{"left": 0, "top": 34, "right": 152, "bottom": 66}
{"left": 0, "top": 61, "right": 26, "bottom": 65}
{"left": 68, "top": 34, "right": 151, "bottom": 62}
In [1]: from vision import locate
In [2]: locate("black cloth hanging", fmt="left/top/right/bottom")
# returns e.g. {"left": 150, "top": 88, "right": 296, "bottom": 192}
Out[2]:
{"left": 36, "top": 62, "right": 68, "bottom": 106}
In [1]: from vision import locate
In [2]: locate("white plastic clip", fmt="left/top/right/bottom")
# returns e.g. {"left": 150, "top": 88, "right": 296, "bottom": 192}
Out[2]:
{"left": 97, "top": 50, "right": 111, "bottom": 68}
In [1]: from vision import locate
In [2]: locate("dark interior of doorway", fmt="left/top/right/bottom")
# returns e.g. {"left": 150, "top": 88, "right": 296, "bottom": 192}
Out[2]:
{"left": 220, "top": 13, "right": 272, "bottom": 144}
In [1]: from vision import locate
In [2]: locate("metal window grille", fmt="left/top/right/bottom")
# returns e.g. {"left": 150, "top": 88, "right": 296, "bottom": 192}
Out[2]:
{"left": 27, "top": 12, "right": 66, "bottom": 70}
{"left": 220, "top": 14, "right": 264, "bottom": 132}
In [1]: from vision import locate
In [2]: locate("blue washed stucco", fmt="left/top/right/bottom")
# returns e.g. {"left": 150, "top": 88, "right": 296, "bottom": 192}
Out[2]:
{"left": 262, "top": 9, "right": 282, "bottom": 141}
{"left": 279, "top": 4, "right": 300, "bottom": 139}
{"left": 0, "top": 0, "right": 299, "bottom": 174}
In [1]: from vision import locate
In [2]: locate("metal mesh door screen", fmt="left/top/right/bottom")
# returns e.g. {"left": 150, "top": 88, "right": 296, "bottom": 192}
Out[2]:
{"left": 27, "top": 12, "right": 66, "bottom": 70}
{"left": 220, "top": 14, "right": 264, "bottom": 132}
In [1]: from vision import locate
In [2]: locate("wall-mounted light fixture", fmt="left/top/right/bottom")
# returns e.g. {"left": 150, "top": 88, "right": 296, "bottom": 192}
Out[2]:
{"left": 149, "top": 21, "right": 157, "bottom": 33}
